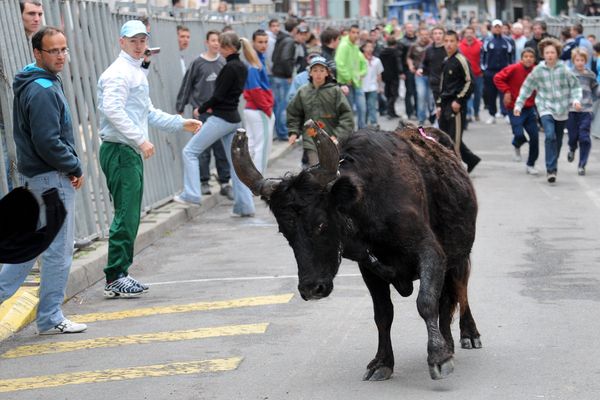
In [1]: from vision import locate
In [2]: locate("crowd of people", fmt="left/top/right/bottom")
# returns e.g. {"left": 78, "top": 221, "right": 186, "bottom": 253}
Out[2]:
{"left": 2, "top": 0, "right": 600, "bottom": 337}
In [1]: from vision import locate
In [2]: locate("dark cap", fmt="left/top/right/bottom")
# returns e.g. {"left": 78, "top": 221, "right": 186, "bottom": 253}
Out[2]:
{"left": 297, "top": 25, "right": 310, "bottom": 33}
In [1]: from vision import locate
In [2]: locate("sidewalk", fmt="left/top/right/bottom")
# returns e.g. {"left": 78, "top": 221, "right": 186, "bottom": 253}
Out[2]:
{"left": 0, "top": 139, "right": 293, "bottom": 342}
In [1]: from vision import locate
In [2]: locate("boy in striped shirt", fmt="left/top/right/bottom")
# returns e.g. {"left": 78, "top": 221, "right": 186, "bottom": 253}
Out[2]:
{"left": 514, "top": 38, "right": 582, "bottom": 184}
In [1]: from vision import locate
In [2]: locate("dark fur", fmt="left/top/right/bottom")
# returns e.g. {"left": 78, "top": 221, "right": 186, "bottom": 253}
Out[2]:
{"left": 266, "top": 127, "right": 481, "bottom": 381}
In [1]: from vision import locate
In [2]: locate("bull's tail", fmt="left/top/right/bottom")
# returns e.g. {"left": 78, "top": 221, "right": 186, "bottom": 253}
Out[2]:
{"left": 439, "top": 257, "right": 482, "bottom": 350}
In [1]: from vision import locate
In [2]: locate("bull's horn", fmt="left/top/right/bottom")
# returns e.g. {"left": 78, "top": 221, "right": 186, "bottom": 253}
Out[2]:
{"left": 303, "top": 119, "right": 339, "bottom": 178}
{"left": 231, "top": 129, "right": 278, "bottom": 198}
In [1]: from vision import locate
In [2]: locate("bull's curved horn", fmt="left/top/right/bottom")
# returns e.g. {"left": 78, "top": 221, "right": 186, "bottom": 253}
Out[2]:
{"left": 304, "top": 119, "right": 339, "bottom": 178}
{"left": 231, "top": 129, "right": 278, "bottom": 199}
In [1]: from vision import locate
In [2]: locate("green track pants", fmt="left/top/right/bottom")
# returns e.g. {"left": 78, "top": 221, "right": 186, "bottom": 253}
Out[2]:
{"left": 99, "top": 142, "right": 143, "bottom": 282}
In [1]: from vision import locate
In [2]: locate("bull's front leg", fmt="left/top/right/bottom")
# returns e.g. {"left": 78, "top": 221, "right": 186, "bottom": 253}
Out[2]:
{"left": 358, "top": 261, "right": 394, "bottom": 381}
{"left": 416, "top": 238, "right": 455, "bottom": 380}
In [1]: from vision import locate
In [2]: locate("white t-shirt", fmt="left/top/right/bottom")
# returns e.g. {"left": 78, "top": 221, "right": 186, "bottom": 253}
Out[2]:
{"left": 362, "top": 56, "right": 384, "bottom": 92}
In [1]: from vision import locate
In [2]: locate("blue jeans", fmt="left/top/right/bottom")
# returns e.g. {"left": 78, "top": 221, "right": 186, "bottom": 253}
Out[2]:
{"left": 415, "top": 76, "right": 434, "bottom": 124}
{"left": 540, "top": 115, "right": 567, "bottom": 173}
{"left": 467, "top": 76, "right": 483, "bottom": 118}
{"left": 0, "top": 171, "right": 75, "bottom": 331}
{"left": 180, "top": 116, "right": 254, "bottom": 215}
{"left": 509, "top": 108, "right": 539, "bottom": 167}
{"left": 272, "top": 77, "right": 291, "bottom": 140}
{"left": 364, "top": 91, "right": 379, "bottom": 125}
{"left": 567, "top": 111, "right": 592, "bottom": 168}
{"left": 346, "top": 86, "right": 366, "bottom": 129}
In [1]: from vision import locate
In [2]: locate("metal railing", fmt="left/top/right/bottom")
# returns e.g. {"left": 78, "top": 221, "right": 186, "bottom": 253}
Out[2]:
{"left": 0, "top": 0, "right": 262, "bottom": 241}
{"left": 545, "top": 14, "right": 600, "bottom": 38}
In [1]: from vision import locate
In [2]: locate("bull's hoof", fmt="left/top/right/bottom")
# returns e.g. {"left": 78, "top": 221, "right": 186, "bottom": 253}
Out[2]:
{"left": 429, "top": 357, "right": 454, "bottom": 380}
{"left": 363, "top": 366, "right": 393, "bottom": 381}
{"left": 460, "top": 337, "right": 482, "bottom": 349}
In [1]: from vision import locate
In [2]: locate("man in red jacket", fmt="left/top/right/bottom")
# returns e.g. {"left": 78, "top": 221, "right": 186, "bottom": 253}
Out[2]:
{"left": 493, "top": 47, "right": 540, "bottom": 175}
{"left": 459, "top": 26, "right": 483, "bottom": 121}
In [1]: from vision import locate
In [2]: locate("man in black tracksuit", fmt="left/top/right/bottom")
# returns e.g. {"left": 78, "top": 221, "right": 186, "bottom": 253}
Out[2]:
{"left": 436, "top": 30, "right": 481, "bottom": 173}
{"left": 380, "top": 36, "right": 402, "bottom": 118}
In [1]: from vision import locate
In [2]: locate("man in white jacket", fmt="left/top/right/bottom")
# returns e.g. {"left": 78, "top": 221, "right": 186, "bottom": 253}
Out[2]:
{"left": 97, "top": 20, "right": 201, "bottom": 298}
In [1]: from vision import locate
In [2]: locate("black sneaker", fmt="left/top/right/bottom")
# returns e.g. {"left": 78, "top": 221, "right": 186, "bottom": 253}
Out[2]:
{"left": 104, "top": 276, "right": 144, "bottom": 298}
{"left": 220, "top": 184, "right": 234, "bottom": 200}
{"left": 201, "top": 182, "right": 211, "bottom": 195}
{"left": 547, "top": 172, "right": 557, "bottom": 183}
{"left": 578, "top": 167, "right": 585, "bottom": 176}
{"left": 567, "top": 150, "right": 575, "bottom": 163}
{"left": 126, "top": 275, "right": 149, "bottom": 292}
{"left": 467, "top": 157, "right": 481, "bottom": 173}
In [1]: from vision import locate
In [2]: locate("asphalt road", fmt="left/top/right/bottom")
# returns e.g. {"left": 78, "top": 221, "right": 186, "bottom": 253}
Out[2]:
{"left": 1, "top": 116, "right": 599, "bottom": 400}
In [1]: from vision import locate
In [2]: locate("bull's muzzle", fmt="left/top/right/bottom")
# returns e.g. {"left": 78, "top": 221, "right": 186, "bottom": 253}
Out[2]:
{"left": 298, "top": 280, "right": 333, "bottom": 301}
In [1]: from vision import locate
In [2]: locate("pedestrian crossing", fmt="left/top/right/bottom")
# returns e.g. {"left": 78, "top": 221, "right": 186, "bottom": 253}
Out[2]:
{"left": 0, "top": 293, "right": 293, "bottom": 394}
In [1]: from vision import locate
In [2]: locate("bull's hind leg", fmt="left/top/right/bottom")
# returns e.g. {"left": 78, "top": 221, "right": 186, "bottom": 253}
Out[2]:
{"left": 416, "top": 241, "right": 455, "bottom": 380}
{"left": 456, "top": 258, "right": 482, "bottom": 349}
{"left": 358, "top": 262, "right": 394, "bottom": 381}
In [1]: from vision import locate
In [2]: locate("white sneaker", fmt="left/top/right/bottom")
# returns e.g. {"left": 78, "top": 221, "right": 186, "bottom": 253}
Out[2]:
{"left": 485, "top": 116, "right": 496, "bottom": 124}
{"left": 513, "top": 147, "right": 522, "bottom": 162}
{"left": 526, "top": 166, "right": 539, "bottom": 175}
{"left": 39, "top": 318, "right": 87, "bottom": 335}
{"left": 173, "top": 194, "right": 200, "bottom": 207}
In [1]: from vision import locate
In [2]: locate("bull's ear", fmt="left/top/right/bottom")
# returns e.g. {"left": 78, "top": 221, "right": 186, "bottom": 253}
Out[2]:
{"left": 329, "top": 175, "right": 362, "bottom": 212}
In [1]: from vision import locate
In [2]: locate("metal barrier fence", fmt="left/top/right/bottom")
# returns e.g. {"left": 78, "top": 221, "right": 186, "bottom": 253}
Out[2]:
{"left": 545, "top": 15, "right": 600, "bottom": 39}
{"left": 0, "top": 0, "right": 262, "bottom": 241}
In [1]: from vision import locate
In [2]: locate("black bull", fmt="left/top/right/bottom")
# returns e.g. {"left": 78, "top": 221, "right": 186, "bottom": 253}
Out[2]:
{"left": 231, "top": 122, "right": 482, "bottom": 381}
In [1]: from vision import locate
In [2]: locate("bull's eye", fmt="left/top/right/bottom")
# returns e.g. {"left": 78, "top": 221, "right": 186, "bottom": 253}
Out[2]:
{"left": 315, "top": 222, "right": 326, "bottom": 234}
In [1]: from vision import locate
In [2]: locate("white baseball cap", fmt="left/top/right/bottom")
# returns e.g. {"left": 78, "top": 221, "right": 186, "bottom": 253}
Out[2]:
{"left": 120, "top": 20, "right": 149, "bottom": 38}
{"left": 492, "top": 19, "right": 503, "bottom": 27}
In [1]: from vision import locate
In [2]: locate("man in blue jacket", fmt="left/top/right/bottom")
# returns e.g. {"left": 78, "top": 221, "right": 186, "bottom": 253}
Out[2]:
{"left": 481, "top": 19, "right": 515, "bottom": 124}
{"left": 0, "top": 26, "right": 87, "bottom": 335}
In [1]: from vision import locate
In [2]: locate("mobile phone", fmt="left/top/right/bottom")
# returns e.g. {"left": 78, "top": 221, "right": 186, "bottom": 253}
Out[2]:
{"left": 144, "top": 47, "right": 161, "bottom": 56}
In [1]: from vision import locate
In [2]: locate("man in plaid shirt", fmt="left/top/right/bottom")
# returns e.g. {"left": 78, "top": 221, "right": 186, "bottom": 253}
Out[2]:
{"left": 514, "top": 37, "right": 582, "bottom": 184}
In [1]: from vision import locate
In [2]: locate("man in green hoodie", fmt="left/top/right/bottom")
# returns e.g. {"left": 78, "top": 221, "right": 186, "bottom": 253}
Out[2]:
{"left": 335, "top": 24, "right": 367, "bottom": 129}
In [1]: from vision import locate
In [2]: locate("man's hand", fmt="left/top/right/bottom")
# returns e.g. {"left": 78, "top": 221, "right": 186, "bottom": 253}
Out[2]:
{"left": 288, "top": 134, "right": 299, "bottom": 145}
{"left": 573, "top": 101, "right": 582, "bottom": 112}
{"left": 513, "top": 108, "right": 521, "bottom": 117}
{"left": 330, "top": 136, "right": 338, "bottom": 145}
{"left": 436, "top": 107, "right": 441, "bottom": 120}
{"left": 341, "top": 85, "right": 350, "bottom": 96}
{"left": 184, "top": 119, "right": 202, "bottom": 133}
{"left": 139, "top": 140, "right": 155, "bottom": 159}
{"left": 416, "top": 68, "right": 423, "bottom": 77}
{"left": 503, "top": 92, "right": 512, "bottom": 107}
{"left": 69, "top": 174, "right": 84, "bottom": 190}
{"left": 192, "top": 108, "right": 200, "bottom": 119}
{"left": 451, "top": 101, "right": 461, "bottom": 113}
{"left": 400, "top": 73, "right": 407, "bottom": 81}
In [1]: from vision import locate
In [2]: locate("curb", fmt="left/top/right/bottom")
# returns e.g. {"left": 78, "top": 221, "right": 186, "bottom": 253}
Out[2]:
{"left": 0, "top": 141, "right": 295, "bottom": 342}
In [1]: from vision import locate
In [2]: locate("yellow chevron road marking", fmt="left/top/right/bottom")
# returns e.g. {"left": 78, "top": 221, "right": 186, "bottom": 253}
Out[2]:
{"left": 71, "top": 293, "right": 294, "bottom": 323}
{"left": 2, "top": 323, "right": 268, "bottom": 359}
{"left": 0, "top": 357, "right": 242, "bottom": 393}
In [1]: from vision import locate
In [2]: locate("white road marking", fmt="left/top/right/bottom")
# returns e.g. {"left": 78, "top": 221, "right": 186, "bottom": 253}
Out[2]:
{"left": 146, "top": 273, "right": 363, "bottom": 286}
